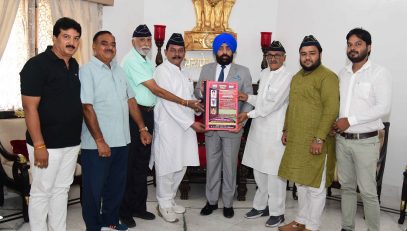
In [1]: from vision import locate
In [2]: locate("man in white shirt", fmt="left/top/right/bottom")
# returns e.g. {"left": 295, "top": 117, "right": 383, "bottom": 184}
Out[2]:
{"left": 239, "top": 41, "right": 292, "bottom": 228}
{"left": 334, "top": 28, "right": 392, "bottom": 231}
{"left": 151, "top": 33, "right": 205, "bottom": 223}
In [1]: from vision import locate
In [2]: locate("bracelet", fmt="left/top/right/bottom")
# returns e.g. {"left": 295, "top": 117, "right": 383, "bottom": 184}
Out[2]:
{"left": 313, "top": 137, "right": 325, "bottom": 144}
{"left": 139, "top": 127, "right": 148, "bottom": 132}
{"left": 34, "top": 144, "right": 46, "bottom": 150}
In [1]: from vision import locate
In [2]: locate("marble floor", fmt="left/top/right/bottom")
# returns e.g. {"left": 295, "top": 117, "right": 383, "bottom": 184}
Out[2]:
{"left": 1, "top": 182, "right": 406, "bottom": 231}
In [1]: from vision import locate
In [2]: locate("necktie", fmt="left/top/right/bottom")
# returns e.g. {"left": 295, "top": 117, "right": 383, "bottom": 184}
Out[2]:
{"left": 218, "top": 65, "right": 226, "bottom": 82}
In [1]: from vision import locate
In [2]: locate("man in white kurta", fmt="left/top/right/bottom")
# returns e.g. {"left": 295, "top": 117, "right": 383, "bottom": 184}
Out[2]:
{"left": 150, "top": 33, "right": 205, "bottom": 223}
{"left": 239, "top": 41, "right": 292, "bottom": 228}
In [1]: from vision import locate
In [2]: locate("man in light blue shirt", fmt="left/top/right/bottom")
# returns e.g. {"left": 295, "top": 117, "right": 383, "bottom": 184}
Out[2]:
{"left": 80, "top": 30, "right": 151, "bottom": 231}
{"left": 119, "top": 25, "right": 204, "bottom": 228}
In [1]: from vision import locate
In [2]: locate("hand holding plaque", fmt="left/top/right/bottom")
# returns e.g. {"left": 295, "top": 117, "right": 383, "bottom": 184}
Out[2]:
{"left": 204, "top": 80, "right": 238, "bottom": 131}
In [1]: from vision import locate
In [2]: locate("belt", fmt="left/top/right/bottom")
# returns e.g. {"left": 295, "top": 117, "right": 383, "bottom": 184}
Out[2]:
{"left": 339, "top": 131, "right": 378, "bottom": 140}
{"left": 138, "top": 104, "right": 154, "bottom": 112}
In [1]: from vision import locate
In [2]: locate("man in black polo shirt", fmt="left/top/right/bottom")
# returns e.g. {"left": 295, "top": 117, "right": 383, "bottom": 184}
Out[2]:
{"left": 20, "top": 17, "right": 83, "bottom": 231}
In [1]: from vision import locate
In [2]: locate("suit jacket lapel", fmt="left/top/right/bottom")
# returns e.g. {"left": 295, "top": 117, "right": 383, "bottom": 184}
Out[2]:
{"left": 226, "top": 63, "right": 237, "bottom": 82}
{"left": 208, "top": 63, "right": 217, "bottom": 80}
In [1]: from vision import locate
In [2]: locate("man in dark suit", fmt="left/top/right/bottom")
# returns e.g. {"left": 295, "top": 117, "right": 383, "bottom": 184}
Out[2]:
{"left": 194, "top": 33, "right": 253, "bottom": 218}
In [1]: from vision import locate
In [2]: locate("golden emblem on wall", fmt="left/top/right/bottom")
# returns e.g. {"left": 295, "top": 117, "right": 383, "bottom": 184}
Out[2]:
{"left": 185, "top": 0, "right": 237, "bottom": 51}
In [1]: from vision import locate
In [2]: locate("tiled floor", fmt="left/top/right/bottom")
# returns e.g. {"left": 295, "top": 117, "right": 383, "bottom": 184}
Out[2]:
{"left": 1, "top": 183, "right": 406, "bottom": 231}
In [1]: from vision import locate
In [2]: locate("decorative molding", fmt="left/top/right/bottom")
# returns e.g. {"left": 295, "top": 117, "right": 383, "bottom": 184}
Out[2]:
{"left": 184, "top": 31, "right": 236, "bottom": 51}
{"left": 86, "top": 0, "right": 114, "bottom": 6}
{"left": 185, "top": 0, "right": 236, "bottom": 50}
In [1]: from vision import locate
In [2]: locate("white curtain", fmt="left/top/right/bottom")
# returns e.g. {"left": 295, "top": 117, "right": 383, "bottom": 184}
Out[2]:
{"left": 50, "top": 0, "right": 103, "bottom": 65}
{"left": 0, "top": 0, "right": 21, "bottom": 60}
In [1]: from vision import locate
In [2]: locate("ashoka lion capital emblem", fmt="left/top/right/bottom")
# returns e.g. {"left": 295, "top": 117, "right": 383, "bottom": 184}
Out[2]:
{"left": 185, "top": 0, "right": 237, "bottom": 50}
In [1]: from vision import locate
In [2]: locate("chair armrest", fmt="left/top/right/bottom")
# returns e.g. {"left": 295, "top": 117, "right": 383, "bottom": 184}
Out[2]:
{"left": 0, "top": 141, "right": 20, "bottom": 162}
{"left": 12, "top": 159, "right": 30, "bottom": 181}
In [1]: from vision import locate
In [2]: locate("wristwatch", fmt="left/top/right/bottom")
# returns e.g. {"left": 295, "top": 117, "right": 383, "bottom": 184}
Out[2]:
{"left": 139, "top": 127, "right": 148, "bottom": 133}
{"left": 313, "top": 137, "right": 324, "bottom": 144}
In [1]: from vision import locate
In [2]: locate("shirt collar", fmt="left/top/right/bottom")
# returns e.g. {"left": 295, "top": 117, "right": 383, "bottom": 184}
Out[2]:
{"left": 345, "top": 59, "right": 372, "bottom": 74}
{"left": 45, "top": 46, "right": 76, "bottom": 64}
{"left": 131, "top": 47, "right": 148, "bottom": 63}
{"left": 91, "top": 56, "right": 117, "bottom": 69}
{"left": 217, "top": 63, "right": 231, "bottom": 69}
{"left": 164, "top": 59, "right": 182, "bottom": 71}
{"left": 271, "top": 65, "right": 285, "bottom": 74}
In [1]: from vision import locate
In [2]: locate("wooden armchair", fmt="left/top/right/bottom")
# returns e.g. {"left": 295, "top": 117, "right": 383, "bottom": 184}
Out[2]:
{"left": 0, "top": 118, "right": 83, "bottom": 222}
{"left": 398, "top": 165, "right": 407, "bottom": 224}
{"left": 179, "top": 115, "right": 248, "bottom": 201}
{"left": 0, "top": 118, "right": 30, "bottom": 222}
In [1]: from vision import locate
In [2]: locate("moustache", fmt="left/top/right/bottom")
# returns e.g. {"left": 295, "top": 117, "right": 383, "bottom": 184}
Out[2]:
{"left": 349, "top": 51, "right": 358, "bottom": 55}
{"left": 66, "top": 45, "right": 76, "bottom": 49}
{"left": 104, "top": 49, "right": 114, "bottom": 53}
{"left": 172, "top": 56, "right": 182, "bottom": 60}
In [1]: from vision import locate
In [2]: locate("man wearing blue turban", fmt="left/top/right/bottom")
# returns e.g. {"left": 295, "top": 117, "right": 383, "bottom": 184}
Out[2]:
{"left": 194, "top": 33, "right": 253, "bottom": 219}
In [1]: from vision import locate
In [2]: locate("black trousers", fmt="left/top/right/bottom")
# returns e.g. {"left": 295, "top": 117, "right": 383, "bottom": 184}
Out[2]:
{"left": 82, "top": 146, "right": 128, "bottom": 231}
{"left": 120, "top": 109, "right": 154, "bottom": 218}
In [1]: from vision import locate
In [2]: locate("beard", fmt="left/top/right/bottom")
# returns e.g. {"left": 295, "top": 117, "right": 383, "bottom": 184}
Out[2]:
{"left": 300, "top": 57, "right": 321, "bottom": 72}
{"left": 347, "top": 48, "right": 369, "bottom": 63}
{"left": 136, "top": 47, "right": 151, "bottom": 56}
{"left": 216, "top": 54, "right": 233, "bottom": 66}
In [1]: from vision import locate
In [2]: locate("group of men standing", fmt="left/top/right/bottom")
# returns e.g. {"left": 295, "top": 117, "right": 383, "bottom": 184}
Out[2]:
{"left": 238, "top": 30, "right": 391, "bottom": 231}
{"left": 19, "top": 16, "right": 391, "bottom": 231}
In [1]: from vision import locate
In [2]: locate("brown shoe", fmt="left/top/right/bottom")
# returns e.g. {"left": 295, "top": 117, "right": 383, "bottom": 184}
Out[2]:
{"left": 278, "top": 221, "right": 305, "bottom": 231}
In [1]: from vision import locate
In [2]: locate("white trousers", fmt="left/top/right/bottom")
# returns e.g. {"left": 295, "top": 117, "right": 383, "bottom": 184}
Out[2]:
{"left": 252, "top": 169, "right": 286, "bottom": 216}
{"left": 295, "top": 156, "right": 327, "bottom": 231}
{"left": 27, "top": 144, "right": 80, "bottom": 231}
{"left": 156, "top": 167, "right": 187, "bottom": 208}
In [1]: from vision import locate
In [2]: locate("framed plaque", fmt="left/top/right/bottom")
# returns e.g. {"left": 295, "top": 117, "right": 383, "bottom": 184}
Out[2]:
{"left": 204, "top": 80, "right": 238, "bottom": 131}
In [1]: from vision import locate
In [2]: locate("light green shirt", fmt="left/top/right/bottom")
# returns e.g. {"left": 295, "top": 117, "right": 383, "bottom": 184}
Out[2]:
{"left": 122, "top": 48, "right": 156, "bottom": 106}
{"left": 80, "top": 56, "right": 135, "bottom": 149}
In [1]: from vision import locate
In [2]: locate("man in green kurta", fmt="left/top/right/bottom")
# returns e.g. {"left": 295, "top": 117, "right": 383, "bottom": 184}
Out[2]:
{"left": 278, "top": 35, "right": 339, "bottom": 231}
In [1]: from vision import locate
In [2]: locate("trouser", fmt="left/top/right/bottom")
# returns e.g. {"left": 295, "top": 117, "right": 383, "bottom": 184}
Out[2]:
{"left": 81, "top": 146, "right": 128, "bottom": 231}
{"left": 252, "top": 169, "right": 286, "bottom": 216}
{"left": 205, "top": 132, "right": 241, "bottom": 208}
{"left": 156, "top": 167, "right": 187, "bottom": 208}
{"left": 336, "top": 135, "right": 380, "bottom": 231}
{"left": 295, "top": 155, "right": 327, "bottom": 231}
{"left": 27, "top": 144, "right": 79, "bottom": 231}
{"left": 120, "top": 109, "right": 154, "bottom": 218}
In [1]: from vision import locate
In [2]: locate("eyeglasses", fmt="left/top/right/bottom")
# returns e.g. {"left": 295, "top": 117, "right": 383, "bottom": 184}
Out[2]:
{"left": 266, "top": 54, "right": 284, "bottom": 59}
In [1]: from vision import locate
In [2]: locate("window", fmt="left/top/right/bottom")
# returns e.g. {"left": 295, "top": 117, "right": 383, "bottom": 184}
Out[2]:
{"left": 0, "top": 0, "right": 52, "bottom": 111}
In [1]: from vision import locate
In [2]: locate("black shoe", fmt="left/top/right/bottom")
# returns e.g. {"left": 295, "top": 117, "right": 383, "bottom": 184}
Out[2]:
{"left": 262, "top": 206, "right": 269, "bottom": 217}
{"left": 119, "top": 216, "right": 136, "bottom": 228}
{"left": 244, "top": 206, "right": 269, "bottom": 219}
{"left": 265, "top": 215, "right": 284, "bottom": 227}
{"left": 223, "top": 207, "right": 234, "bottom": 218}
{"left": 200, "top": 202, "right": 218, "bottom": 215}
{"left": 132, "top": 210, "right": 156, "bottom": 220}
